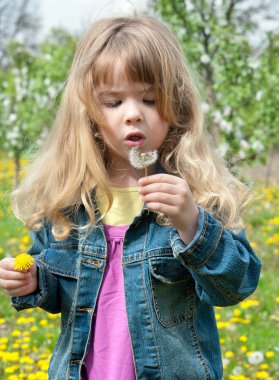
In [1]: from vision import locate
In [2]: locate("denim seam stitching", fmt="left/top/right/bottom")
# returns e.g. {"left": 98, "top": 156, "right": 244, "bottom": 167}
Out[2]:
{"left": 193, "top": 224, "right": 224, "bottom": 270}
{"left": 188, "top": 299, "right": 211, "bottom": 379}
{"left": 149, "top": 264, "right": 194, "bottom": 327}
{"left": 141, "top": 258, "right": 162, "bottom": 378}
{"left": 210, "top": 277, "right": 244, "bottom": 303}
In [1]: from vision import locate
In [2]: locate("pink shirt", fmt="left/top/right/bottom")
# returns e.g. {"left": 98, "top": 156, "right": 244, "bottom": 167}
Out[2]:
{"left": 82, "top": 224, "right": 136, "bottom": 380}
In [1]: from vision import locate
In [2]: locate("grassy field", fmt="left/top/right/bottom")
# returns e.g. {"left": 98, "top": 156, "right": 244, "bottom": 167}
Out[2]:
{"left": 0, "top": 156, "right": 279, "bottom": 380}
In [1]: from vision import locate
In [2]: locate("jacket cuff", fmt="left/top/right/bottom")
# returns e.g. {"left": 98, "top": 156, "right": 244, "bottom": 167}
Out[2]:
{"left": 170, "top": 206, "right": 223, "bottom": 269}
{"left": 11, "top": 261, "right": 53, "bottom": 312}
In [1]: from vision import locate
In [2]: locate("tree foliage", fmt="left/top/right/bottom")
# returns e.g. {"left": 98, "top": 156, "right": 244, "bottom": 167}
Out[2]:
{"left": 151, "top": 0, "right": 279, "bottom": 166}
{"left": 0, "top": 28, "right": 77, "bottom": 184}
{"left": 0, "top": 0, "right": 41, "bottom": 67}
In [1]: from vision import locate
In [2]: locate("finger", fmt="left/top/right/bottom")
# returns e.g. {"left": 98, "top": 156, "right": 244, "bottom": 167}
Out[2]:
{"left": 0, "top": 258, "right": 17, "bottom": 271}
{"left": 142, "top": 192, "right": 179, "bottom": 206}
{"left": 139, "top": 173, "right": 181, "bottom": 186}
{"left": 0, "top": 267, "right": 29, "bottom": 281}
{"left": 3, "top": 283, "right": 34, "bottom": 297}
{"left": 139, "top": 183, "right": 178, "bottom": 196}
{"left": 145, "top": 202, "right": 178, "bottom": 216}
{"left": 0, "top": 278, "right": 31, "bottom": 291}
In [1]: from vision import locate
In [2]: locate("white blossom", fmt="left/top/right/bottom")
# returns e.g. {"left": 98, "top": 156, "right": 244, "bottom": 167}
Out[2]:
{"left": 200, "top": 54, "right": 210, "bottom": 64}
{"left": 232, "top": 366, "right": 243, "bottom": 375}
{"left": 218, "top": 142, "right": 230, "bottom": 157}
{"left": 252, "top": 140, "right": 264, "bottom": 152}
{"left": 201, "top": 102, "right": 210, "bottom": 113}
{"left": 3, "top": 98, "right": 10, "bottom": 107}
{"left": 48, "top": 86, "right": 57, "bottom": 98}
{"left": 9, "top": 114, "right": 17, "bottom": 122}
{"left": 44, "top": 54, "right": 52, "bottom": 61}
{"left": 239, "top": 150, "right": 246, "bottom": 159}
{"left": 248, "top": 351, "right": 264, "bottom": 365}
{"left": 44, "top": 78, "right": 51, "bottom": 86}
{"left": 256, "top": 90, "right": 263, "bottom": 101}
{"left": 7, "top": 130, "right": 20, "bottom": 140}
{"left": 213, "top": 110, "right": 223, "bottom": 124}
{"left": 220, "top": 119, "right": 233, "bottom": 134}
{"left": 249, "top": 60, "right": 260, "bottom": 70}
{"left": 224, "top": 106, "right": 231, "bottom": 116}
{"left": 222, "top": 357, "right": 230, "bottom": 367}
{"left": 240, "top": 139, "right": 249, "bottom": 149}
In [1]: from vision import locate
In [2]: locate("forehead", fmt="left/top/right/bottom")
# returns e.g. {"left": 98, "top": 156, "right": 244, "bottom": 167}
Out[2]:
{"left": 97, "top": 60, "right": 154, "bottom": 94}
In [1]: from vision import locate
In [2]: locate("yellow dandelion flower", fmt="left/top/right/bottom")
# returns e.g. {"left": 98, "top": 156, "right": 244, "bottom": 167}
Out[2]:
{"left": 239, "top": 335, "right": 248, "bottom": 342}
{"left": 233, "top": 308, "right": 241, "bottom": 316}
{"left": 14, "top": 253, "right": 34, "bottom": 272}
{"left": 256, "top": 371, "right": 268, "bottom": 379}
{"left": 267, "top": 234, "right": 279, "bottom": 245}
{"left": 20, "top": 356, "right": 34, "bottom": 364}
{"left": 39, "top": 319, "right": 48, "bottom": 327}
{"left": 21, "top": 235, "right": 30, "bottom": 244}
{"left": 225, "top": 351, "right": 234, "bottom": 358}
{"left": 217, "top": 321, "right": 231, "bottom": 329}
{"left": 240, "top": 299, "right": 259, "bottom": 309}
{"left": 265, "top": 351, "right": 275, "bottom": 358}
{"left": 4, "top": 365, "right": 20, "bottom": 373}
{"left": 7, "top": 375, "right": 19, "bottom": 380}
{"left": 241, "top": 346, "right": 247, "bottom": 352}
{"left": 11, "top": 330, "right": 21, "bottom": 337}
{"left": 269, "top": 216, "right": 279, "bottom": 225}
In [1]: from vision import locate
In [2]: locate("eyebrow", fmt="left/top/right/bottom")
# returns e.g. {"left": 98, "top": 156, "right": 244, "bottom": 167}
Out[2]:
{"left": 97, "top": 86, "right": 154, "bottom": 96}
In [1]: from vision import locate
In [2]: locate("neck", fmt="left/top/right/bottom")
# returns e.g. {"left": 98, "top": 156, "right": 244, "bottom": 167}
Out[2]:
{"left": 108, "top": 163, "right": 157, "bottom": 187}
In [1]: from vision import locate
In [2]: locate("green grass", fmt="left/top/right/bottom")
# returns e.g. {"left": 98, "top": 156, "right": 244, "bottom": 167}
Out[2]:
{"left": 0, "top": 158, "right": 279, "bottom": 379}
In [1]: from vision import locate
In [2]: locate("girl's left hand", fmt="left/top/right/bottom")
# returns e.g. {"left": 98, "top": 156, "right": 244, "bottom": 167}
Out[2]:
{"left": 139, "top": 173, "right": 199, "bottom": 245}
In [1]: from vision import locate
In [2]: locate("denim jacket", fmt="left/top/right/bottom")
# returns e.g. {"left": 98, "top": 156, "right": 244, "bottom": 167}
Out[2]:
{"left": 11, "top": 203, "right": 261, "bottom": 380}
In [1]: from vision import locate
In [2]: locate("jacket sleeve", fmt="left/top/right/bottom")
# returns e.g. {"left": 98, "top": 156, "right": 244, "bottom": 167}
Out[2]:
{"left": 170, "top": 206, "right": 262, "bottom": 306}
{"left": 11, "top": 224, "right": 61, "bottom": 314}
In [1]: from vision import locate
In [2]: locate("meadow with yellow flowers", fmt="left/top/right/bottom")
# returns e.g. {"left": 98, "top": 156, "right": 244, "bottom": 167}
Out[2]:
{"left": 0, "top": 156, "right": 279, "bottom": 380}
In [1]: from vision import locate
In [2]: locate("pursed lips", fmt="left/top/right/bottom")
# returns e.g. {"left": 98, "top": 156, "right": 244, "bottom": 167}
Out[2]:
{"left": 125, "top": 132, "right": 145, "bottom": 147}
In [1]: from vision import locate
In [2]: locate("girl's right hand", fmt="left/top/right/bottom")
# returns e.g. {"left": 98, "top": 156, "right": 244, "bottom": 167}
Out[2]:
{"left": 0, "top": 258, "right": 38, "bottom": 297}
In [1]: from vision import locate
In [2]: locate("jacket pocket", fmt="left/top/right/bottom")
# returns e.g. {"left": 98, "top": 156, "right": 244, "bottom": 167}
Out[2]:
{"left": 38, "top": 247, "right": 78, "bottom": 278}
{"left": 149, "top": 256, "right": 195, "bottom": 327}
{"left": 37, "top": 247, "right": 79, "bottom": 328}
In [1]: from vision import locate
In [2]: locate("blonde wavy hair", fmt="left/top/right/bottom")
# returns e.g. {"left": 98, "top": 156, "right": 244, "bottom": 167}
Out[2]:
{"left": 12, "top": 15, "right": 250, "bottom": 240}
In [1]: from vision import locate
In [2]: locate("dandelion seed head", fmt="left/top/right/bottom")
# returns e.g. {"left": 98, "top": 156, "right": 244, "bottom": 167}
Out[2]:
{"left": 129, "top": 147, "right": 158, "bottom": 169}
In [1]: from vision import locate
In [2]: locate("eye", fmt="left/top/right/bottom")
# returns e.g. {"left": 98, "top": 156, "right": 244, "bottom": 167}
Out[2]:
{"left": 143, "top": 99, "right": 156, "bottom": 106}
{"left": 103, "top": 100, "right": 122, "bottom": 108}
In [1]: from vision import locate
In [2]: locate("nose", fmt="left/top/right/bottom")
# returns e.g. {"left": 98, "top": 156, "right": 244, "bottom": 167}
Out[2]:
{"left": 123, "top": 100, "right": 143, "bottom": 125}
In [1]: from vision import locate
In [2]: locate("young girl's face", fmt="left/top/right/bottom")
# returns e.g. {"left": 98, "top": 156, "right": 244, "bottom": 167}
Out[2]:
{"left": 96, "top": 61, "right": 169, "bottom": 170}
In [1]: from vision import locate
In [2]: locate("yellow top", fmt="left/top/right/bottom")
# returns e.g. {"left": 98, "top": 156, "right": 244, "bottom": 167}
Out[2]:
{"left": 96, "top": 186, "right": 143, "bottom": 226}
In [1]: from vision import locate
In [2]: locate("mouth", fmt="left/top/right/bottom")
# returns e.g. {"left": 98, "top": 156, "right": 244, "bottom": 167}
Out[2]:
{"left": 125, "top": 132, "right": 145, "bottom": 147}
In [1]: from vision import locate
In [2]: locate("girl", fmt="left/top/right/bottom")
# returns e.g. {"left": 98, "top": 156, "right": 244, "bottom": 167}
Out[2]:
{"left": 0, "top": 15, "right": 261, "bottom": 380}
